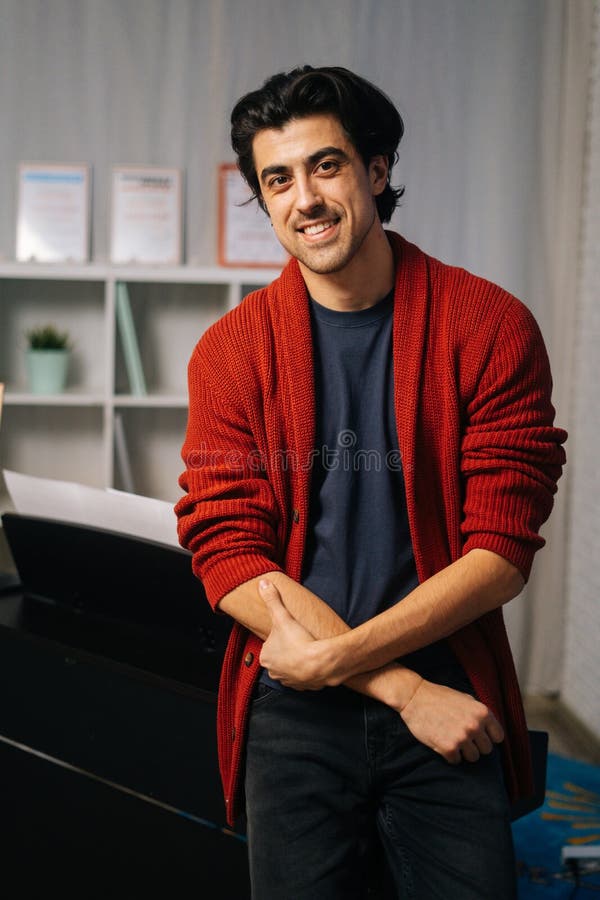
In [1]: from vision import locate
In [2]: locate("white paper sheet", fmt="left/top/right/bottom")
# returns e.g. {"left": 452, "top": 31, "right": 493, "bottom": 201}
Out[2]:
{"left": 218, "top": 163, "right": 288, "bottom": 267}
{"left": 110, "top": 166, "right": 183, "bottom": 264}
{"left": 3, "top": 469, "right": 181, "bottom": 549}
{"left": 16, "top": 162, "right": 90, "bottom": 263}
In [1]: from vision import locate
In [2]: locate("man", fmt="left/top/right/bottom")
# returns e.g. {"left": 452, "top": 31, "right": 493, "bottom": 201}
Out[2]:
{"left": 175, "top": 66, "right": 567, "bottom": 899}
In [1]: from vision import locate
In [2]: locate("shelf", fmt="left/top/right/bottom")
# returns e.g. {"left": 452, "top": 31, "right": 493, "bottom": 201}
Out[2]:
{"left": 4, "top": 391, "right": 106, "bottom": 407}
{"left": 0, "top": 262, "right": 109, "bottom": 281}
{"left": 0, "top": 264, "right": 275, "bottom": 500}
{"left": 109, "top": 264, "right": 281, "bottom": 284}
{"left": 0, "top": 260, "right": 281, "bottom": 285}
{"left": 112, "top": 395, "right": 188, "bottom": 409}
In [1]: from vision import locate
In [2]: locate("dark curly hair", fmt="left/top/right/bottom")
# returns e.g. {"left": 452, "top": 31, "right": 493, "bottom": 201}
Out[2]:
{"left": 230, "top": 66, "right": 405, "bottom": 223}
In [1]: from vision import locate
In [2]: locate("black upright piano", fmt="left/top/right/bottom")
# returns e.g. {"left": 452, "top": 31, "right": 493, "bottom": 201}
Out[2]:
{"left": 0, "top": 513, "right": 251, "bottom": 896}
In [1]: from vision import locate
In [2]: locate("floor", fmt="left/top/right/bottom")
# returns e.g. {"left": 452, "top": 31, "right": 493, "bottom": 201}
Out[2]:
{"left": 523, "top": 693, "right": 600, "bottom": 766}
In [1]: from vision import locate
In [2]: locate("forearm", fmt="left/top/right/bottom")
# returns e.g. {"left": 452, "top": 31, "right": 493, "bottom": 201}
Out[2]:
{"left": 217, "top": 570, "right": 347, "bottom": 641}
{"left": 318, "top": 548, "right": 524, "bottom": 685}
{"left": 218, "top": 571, "right": 422, "bottom": 709}
{"left": 257, "top": 577, "right": 506, "bottom": 763}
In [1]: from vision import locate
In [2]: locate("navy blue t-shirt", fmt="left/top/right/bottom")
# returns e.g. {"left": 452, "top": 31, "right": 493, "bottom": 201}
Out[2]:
{"left": 303, "top": 290, "right": 416, "bottom": 626}
{"left": 260, "top": 290, "right": 456, "bottom": 689}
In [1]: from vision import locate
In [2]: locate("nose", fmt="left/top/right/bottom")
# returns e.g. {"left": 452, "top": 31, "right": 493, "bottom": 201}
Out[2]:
{"left": 295, "top": 175, "right": 322, "bottom": 215}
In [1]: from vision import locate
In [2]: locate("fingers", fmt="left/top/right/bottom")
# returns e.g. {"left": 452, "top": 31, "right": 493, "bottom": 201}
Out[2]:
{"left": 258, "top": 578, "right": 289, "bottom": 619}
{"left": 444, "top": 748, "right": 462, "bottom": 765}
{"left": 442, "top": 741, "right": 480, "bottom": 765}
{"left": 446, "top": 740, "right": 484, "bottom": 765}
{"left": 460, "top": 742, "right": 481, "bottom": 763}
{"left": 457, "top": 712, "right": 504, "bottom": 764}
{"left": 486, "top": 714, "right": 505, "bottom": 745}
{"left": 258, "top": 577, "right": 280, "bottom": 601}
{"left": 402, "top": 680, "right": 506, "bottom": 766}
{"left": 473, "top": 732, "right": 494, "bottom": 756}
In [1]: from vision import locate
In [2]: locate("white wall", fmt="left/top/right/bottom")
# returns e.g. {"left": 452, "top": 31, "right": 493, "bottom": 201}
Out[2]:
{"left": 563, "top": 2, "right": 600, "bottom": 741}
{"left": 0, "top": 0, "right": 561, "bottom": 297}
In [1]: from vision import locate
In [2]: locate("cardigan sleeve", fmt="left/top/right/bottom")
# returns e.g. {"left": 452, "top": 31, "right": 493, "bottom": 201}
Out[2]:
{"left": 459, "top": 300, "right": 567, "bottom": 581}
{"left": 174, "top": 340, "right": 283, "bottom": 610}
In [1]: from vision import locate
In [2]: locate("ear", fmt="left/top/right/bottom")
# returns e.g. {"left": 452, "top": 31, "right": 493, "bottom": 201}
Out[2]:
{"left": 368, "top": 155, "right": 389, "bottom": 197}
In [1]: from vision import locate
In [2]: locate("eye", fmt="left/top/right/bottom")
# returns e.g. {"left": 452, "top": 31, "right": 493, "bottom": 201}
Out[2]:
{"left": 267, "top": 175, "right": 290, "bottom": 191}
{"left": 316, "top": 160, "right": 339, "bottom": 175}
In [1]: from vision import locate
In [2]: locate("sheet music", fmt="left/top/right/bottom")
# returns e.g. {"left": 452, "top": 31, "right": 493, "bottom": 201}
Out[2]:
{"left": 3, "top": 469, "right": 181, "bottom": 550}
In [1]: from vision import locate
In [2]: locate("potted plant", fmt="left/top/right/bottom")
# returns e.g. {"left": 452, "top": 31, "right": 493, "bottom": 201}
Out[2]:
{"left": 25, "top": 324, "right": 72, "bottom": 394}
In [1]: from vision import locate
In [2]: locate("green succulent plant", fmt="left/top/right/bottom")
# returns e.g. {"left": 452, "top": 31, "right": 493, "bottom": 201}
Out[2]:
{"left": 26, "top": 324, "right": 71, "bottom": 350}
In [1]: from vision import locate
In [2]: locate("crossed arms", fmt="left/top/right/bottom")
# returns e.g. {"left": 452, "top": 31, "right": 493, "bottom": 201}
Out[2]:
{"left": 218, "top": 550, "right": 524, "bottom": 764}
{"left": 177, "top": 295, "right": 566, "bottom": 767}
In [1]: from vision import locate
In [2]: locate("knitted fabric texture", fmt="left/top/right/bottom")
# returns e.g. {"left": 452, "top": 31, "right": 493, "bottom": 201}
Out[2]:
{"left": 175, "top": 232, "right": 567, "bottom": 826}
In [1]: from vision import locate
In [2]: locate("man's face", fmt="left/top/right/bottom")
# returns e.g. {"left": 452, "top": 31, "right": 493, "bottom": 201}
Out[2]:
{"left": 252, "top": 114, "right": 388, "bottom": 277}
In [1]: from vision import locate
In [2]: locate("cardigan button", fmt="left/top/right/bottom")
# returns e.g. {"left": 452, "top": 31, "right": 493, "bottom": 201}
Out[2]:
{"left": 244, "top": 652, "right": 254, "bottom": 667}
{"left": 292, "top": 508, "right": 300, "bottom": 524}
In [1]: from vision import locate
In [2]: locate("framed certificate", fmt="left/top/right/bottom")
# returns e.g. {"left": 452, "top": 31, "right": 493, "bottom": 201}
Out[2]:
{"left": 16, "top": 162, "right": 90, "bottom": 263}
{"left": 110, "top": 166, "right": 183, "bottom": 264}
{"left": 218, "top": 163, "right": 287, "bottom": 268}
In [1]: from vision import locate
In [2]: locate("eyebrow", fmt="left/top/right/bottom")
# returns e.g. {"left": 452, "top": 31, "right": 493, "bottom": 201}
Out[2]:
{"left": 259, "top": 146, "right": 350, "bottom": 185}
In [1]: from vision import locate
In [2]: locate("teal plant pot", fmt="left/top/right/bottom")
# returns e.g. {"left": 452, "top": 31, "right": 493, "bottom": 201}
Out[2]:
{"left": 26, "top": 349, "right": 70, "bottom": 394}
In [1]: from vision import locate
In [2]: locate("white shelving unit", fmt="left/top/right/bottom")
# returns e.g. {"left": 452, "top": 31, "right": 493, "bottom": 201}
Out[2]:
{"left": 0, "top": 261, "right": 280, "bottom": 507}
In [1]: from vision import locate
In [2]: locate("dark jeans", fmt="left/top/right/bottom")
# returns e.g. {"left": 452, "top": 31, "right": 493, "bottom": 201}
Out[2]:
{"left": 244, "top": 668, "right": 517, "bottom": 899}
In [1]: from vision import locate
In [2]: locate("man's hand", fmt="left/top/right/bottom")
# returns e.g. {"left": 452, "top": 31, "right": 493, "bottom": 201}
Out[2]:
{"left": 259, "top": 578, "right": 505, "bottom": 764}
{"left": 398, "top": 679, "right": 505, "bottom": 764}
{"left": 258, "top": 579, "right": 329, "bottom": 689}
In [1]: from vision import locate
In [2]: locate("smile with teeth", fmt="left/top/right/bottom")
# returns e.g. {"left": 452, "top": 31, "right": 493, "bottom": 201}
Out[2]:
{"left": 301, "top": 220, "right": 338, "bottom": 235}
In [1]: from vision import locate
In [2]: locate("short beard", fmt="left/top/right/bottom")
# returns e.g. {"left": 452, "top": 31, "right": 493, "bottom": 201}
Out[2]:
{"left": 291, "top": 206, "right": 377, "bottom": 275}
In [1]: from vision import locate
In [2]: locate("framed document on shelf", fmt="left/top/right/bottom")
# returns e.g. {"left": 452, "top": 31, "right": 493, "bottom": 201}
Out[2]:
{"left": 15, "top": 162, "right": 90, "bottom": 263}
{"left": 218, "top": 163, "right": 287, "bottom": 268}
{"left": 110, "top": 166, "right": 183, "bottom": 264}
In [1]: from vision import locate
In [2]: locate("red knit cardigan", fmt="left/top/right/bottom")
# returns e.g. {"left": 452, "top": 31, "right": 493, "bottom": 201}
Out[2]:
{"left": 175, "top": 232, "right": 567, "bottom": 827}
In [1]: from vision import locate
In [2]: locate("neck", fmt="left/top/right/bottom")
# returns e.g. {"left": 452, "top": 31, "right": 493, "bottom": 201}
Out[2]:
{"left": 299, "top": 222, "right": 395, "bottom": 311}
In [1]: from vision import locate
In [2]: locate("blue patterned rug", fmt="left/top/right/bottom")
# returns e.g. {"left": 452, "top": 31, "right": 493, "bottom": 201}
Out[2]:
{"left": 513, "top": 753, "right": 600, "bottom": 898}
